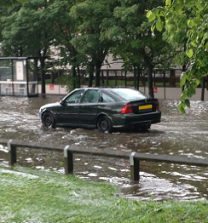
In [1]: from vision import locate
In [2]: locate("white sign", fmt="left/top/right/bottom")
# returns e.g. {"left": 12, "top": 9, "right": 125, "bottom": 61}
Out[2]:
{"left": 16, "top": 61, "right": 24, "bottom": 80}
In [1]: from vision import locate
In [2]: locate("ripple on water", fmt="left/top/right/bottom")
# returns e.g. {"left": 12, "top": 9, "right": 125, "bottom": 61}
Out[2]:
{"left": 0, "top": 97, "right": 208, "bottom": 201}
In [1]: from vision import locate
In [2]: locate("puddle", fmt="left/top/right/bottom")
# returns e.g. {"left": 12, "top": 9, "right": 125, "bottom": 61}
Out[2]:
{"left": 0, "top": 96, "right": 208, "bottom": 201}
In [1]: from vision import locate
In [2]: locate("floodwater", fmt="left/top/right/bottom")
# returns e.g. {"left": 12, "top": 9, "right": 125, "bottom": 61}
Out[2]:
{"left": 1, "top": 95, "right": 208, "bottom": 201}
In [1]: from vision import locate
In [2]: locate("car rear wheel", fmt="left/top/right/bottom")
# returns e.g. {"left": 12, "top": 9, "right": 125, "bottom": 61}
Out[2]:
{"left": 97, "top": 116, "right": 112, "bottom": 133}
{"left": 42, "top": 112, "right": 56, "bottom": 128}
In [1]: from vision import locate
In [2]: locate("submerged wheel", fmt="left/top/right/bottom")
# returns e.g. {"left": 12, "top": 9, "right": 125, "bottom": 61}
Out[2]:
{"left": 42, "top": 112, "right": 56, "bottom": 128}
{"left": 140, "top": 125, "right": 150, "bottom": 132}
{"left": 97, "top": 116, "right": 112, "bottom": 133}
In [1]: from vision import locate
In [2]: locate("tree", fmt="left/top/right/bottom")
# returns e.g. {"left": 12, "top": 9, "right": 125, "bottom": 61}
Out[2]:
{"left": 1, "top": 0, "right": 58, "bottom": 93}
{"left": 46, "top": 0, "right": 85, "bottom": 90}
{"left": 147, "top": 0, "right": 208, "bottom": 113}
{"left": 1, "top": 0, "right": 25, "bottom": 6}
{"left": 102, "top": 0, "right": 174, "bottom": 98}
{"left": 70, "top": 0, "right": 115, "bottom": 87}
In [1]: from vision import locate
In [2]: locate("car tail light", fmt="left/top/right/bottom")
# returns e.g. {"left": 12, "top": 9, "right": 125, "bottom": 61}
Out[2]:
{"left": 156, "top": 101, "right": 159, "bottom": 110}
{"left": 121, "top": 104, "right": 133, "bottom": 114}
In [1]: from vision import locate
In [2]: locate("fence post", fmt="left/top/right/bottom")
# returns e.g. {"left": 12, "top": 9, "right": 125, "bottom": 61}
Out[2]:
{"left": 64, "top": 145, "right": 73, "bottom": 175}
{"left": 7, "top": 139, "right": 16, "bottom": 166}
{"left": 130, "top": 152, "right": 140, "bottom": 181}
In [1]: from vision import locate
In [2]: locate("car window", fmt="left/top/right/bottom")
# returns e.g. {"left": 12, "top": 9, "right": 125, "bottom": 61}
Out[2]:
{"left": 83, "top": 90, "right": 99, "bottom": 103}
{"left": 101, "top": 92, "right": 115, "bottom": 102}
{"left": 65, "top": 90, "right": 85, "bottom": 103}
{"left": 111, "top": 88, "right": 148, "bottom": 100}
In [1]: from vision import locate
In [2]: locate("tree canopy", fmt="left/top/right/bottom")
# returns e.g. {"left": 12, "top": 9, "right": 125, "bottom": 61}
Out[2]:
{"left": 0, "top": 0, "right": 180, "bottom": 98}
{"left": 101, "top": 0, "right": 174, "bottom": 97}
{"left": 147, "top": 0, "right": 208, "bottom": 113}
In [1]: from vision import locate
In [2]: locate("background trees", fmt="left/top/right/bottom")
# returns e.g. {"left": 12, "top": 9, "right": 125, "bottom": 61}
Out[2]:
{"left": 101, "top": 0, "right": 175, "bottom": 98}
{"left": 70, "top": 0, "right": 116, "bottom": 87}
{"left": 0, "top": 0, "right": 183, "bottom": 98}
{"left": 1, "top": 0, "right": 57, "bottom": 93}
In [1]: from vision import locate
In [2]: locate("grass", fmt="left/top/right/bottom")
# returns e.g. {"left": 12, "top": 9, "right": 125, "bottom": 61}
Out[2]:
{"left": 0, "top": 166, "right": 208, "bottom": 223}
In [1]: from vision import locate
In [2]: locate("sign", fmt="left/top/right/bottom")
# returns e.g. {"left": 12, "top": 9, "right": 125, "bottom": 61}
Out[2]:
{"left": 49, "top": 85, "right": 54, "bottom": 90}
{"left": 16, "top": 61, "right": 24, "bottom": 81}
{"left": 153, "top": 87, "right": 158, "bottom": 93}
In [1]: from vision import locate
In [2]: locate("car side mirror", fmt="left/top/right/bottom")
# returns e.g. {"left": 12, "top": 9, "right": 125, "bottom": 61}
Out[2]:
{"left": 60, "top": 100, "right": 65, "bottom": 105}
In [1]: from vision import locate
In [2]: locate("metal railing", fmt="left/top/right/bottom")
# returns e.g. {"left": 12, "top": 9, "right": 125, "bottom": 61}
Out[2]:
{"left": 1, "top": 138, "right": 208, "bottom": 181}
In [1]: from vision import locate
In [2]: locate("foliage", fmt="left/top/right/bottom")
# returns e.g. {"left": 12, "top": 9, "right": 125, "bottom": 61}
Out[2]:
{"left": 0, "top": 0, "right": 178, "bottom": 95}
{"left": 70, "top": 0, "right": 115, "bottom": 87}
{"left": 1, "top": 0, "right": 54, "bottom": 57}
{"left": 147, "top": 0, "right": 208, "bottom": 113}
{"left": 0, "top": 166, "right": 208, "bottom": 222}
{"left": 101, "top": 0, "right": 175, "bottom": 97}
{"left": 0, "top": 0, "right": 25, "bottom": 6}
{"left": 57, "top": 71, "right": 81, "bottom": 92}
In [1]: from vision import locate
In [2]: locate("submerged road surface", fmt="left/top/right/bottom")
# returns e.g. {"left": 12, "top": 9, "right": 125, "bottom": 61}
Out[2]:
{"left": 0, "top": 95, "right": 208, "bottom": 201}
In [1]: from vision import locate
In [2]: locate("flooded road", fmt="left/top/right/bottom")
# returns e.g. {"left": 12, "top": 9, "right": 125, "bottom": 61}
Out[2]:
{"left": 0, "top": 95, "right": 208, "bottom": 201}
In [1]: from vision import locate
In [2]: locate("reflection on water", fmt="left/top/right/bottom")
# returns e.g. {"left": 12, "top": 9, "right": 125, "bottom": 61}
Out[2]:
{"left": 1, "top": 96, "right": 208, "bottom": 201}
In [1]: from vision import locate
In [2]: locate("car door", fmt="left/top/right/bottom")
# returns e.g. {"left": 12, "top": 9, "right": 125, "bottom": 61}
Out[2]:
{"left": 79, "top": 90, "right": 100, "bottom": 127}
{"left": 56, "top": 89, "right": 85, "bottom": 126}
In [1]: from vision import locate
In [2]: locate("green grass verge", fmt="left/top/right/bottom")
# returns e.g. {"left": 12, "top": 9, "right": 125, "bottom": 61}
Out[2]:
{"left": 0, "top": 166, "right": 208, "bottom": 223}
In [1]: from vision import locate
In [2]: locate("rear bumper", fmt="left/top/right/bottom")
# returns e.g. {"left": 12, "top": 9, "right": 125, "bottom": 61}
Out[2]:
{"left": 112, "top": 110, "right": 161, "bottom": 128}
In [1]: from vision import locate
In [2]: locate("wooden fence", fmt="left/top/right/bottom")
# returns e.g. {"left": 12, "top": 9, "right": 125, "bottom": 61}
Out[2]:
{"left": 1, "top": 138, "right": 208, "bottom": 181}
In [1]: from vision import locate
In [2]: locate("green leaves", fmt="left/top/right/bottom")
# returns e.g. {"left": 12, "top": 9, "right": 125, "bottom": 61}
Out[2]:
{"left": 205, "top": 42, "right": 208, "bottom": 51}
{"left": 178, "top": 101, "right": 185, "bottom": 114}
{"left": 147, "top": 0, "right": 208, "bottom": 113}
{"left": 146, "top": 11, "right": 155, "bottom": 22}
{"left": 187, "top": 49, "right": 193, "bottom": 58}
{"left": 180, "top": 72, "right": 186, "bottom": 88}
{"left": 166, "top": 0, "right": 172, "bottom": 7}
{"left": 156, "top": 18, "right": 164, "bottom": 32}
{"left": 178, "top": 99, "right": 190, "bottom": 114}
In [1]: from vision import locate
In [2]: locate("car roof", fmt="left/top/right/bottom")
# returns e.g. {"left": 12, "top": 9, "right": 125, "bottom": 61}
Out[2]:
{"left": 76, "top": 87, "right": 135, "bottom": 91}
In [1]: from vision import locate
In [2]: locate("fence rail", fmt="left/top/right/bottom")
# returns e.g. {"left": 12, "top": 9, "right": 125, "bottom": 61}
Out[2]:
{"left": 1, "top": 138, "right": 208, "bottom": 181}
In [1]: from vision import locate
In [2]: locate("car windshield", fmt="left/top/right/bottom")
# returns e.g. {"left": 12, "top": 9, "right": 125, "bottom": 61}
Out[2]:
{"left": 111, "top": 88, "right": 148, "bottom": 100}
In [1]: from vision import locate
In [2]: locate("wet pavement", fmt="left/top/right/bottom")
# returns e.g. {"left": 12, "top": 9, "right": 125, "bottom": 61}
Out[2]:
{"left": 0, "top": 95, "right": 208, "bottom": 201}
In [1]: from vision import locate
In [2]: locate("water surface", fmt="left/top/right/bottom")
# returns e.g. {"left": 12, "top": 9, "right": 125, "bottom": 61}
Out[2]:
{"left": 0, "top": 96, "right": 208, "bottom": 201}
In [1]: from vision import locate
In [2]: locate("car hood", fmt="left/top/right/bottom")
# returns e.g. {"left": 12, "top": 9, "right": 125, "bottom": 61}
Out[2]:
{"left": 40, "top": 102, "right": 60, "bottom": 111}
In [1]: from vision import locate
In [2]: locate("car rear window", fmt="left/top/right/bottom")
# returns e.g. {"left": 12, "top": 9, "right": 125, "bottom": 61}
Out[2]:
{"left": 111, "top": 89, "right": 148, "bottom": 100}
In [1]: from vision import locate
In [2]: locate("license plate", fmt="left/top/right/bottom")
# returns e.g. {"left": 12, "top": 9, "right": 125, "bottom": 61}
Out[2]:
{"left": 139, "top": 104, "right": 152, "bottom": 110}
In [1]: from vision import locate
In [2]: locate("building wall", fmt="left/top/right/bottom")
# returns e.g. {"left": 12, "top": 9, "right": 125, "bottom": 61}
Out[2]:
{"left": 38, "top": 84, "right": 208, "bottom": 101}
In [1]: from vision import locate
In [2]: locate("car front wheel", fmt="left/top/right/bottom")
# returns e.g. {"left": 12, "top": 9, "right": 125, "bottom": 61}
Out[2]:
{"left": 97, "top": 116, "right": 112, "bottom": 133}
{"left": 42, "top": 112, "right": 56, "bottom": 128}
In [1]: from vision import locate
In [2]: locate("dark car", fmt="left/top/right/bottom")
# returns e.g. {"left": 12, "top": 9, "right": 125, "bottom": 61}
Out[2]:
{"left": 38, "top": 87, "right": 161, "bottom": 133}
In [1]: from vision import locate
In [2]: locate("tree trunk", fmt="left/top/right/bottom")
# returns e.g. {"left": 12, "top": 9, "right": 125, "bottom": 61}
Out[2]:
{"left": 88, "top": 72, "right": 93, "bottom": 87}
{"left": 125, "top": 71, "right": 127, "bottom": 87}
{"left": 88, "top": 62, "right": 94, "bottom": 87}
{"left": 77, "top": 66, "right": 80, "bottom": 88}
{"left": 39, "top": 48, "right": 47, "bottom": 94}
{"left": 95, "top": 61, "right": 102, "bottom": 87}
{"left": 40, "top": 57, "right": 46, "bottom": 94}
{"left": 101, "top": 71, "right": 104, "bottom": 85}
{"left": 72, "top": 66, "right": 76, "bottom": 89}
{"left": 148, "top": 65, "right": 154, "bottom": 98}
{"left": 133, "top": 65, "right": 137, "bottom": 89}
{"left": 201, "top": 76, "right": 205, "bottom": 101}
{"left": 136, "top": 68, "right": 140, "bottom": 90}
{"left": 95, "top": 69, "right": 100, "bottom": 87}
{"left": 142, "top": 50, "right": 154, "bottom": 98}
